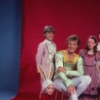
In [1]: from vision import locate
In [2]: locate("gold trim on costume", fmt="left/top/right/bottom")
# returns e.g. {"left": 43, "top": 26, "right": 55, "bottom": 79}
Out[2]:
{"left": 49, "top": 65, "right": 54, "bottom": 79}
{"left": 38, "top": 65, "right": 47, "bottom": 79}
{"left": 60, "top": 50, "right": 79, "bottom": 64}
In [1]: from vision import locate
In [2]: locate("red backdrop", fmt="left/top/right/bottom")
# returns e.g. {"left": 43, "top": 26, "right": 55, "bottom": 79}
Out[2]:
{"left": 13, "top": 0, "right": 100, "bottom": 100}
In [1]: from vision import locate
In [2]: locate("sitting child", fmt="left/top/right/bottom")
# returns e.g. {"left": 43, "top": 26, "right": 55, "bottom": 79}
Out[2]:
{"left": 40, "top": 79, "right": 55, "bottom": 100}
{"left": 40, "top": 79, "right": 69, "bottom": 100}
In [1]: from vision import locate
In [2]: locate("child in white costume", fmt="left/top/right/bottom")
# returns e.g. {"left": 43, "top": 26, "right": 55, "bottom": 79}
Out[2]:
{"left": 41, "top": 79, "right": 54, "bottom": 95}
{"left": 38, "top": 65, "right": 55, "bottom": 99}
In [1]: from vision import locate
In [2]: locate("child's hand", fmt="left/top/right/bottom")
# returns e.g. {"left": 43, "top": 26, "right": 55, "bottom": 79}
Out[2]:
{"left": 57, "top": 67, "right": 66, "bottom": 73}
{"left": 98, "top": 78, "right": 100, "bottom": 84}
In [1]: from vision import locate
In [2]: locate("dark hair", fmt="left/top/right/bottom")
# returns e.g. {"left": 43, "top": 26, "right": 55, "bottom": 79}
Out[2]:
{"left": 66, "top": 35, "right": 80, "bottom": 46}
{"left": 43, "top": 25, "right": 55, "bottom": 34}
{"left": 98, "top": 31, "right": 100, "bottom": 35}
{"left": 86, "top": 36, "right": 98, "bottom": 54}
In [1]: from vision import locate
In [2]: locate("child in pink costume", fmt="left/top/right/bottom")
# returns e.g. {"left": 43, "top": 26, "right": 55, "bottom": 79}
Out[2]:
{"left": 36, "top": 26, "right": 56, "bottom": 99}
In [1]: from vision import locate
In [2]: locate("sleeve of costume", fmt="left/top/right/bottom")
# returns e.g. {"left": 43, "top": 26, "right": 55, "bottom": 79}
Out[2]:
{"left": 96, "top": 61, "right": 100, "bottom": 78}
{"left": 55, "top": 52, "right": 72, "bottom": 87}
{"left": 79, "top": 49, "right": 85, "bottom": 58}
{"left": 55, "top": 52, "right": 63, "bottom": 70}
{"left": 54, "top": 43, "right": 57, "bottom": 51}
{"left": 36, "top": 42, "right": 45, "bottom": 72}
{"left": 40, "top": 93, "right": 47, "bottom": 100}
{"left": 66, "top": 57, "right": 84, "bottom": 76}
{"left": 95, "top": 52, "right": 100, "bottom": 78}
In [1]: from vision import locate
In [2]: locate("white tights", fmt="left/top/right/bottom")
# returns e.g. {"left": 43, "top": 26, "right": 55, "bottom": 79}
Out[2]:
{"left": 54, "top": 75, "right": 91, "bottom": 100}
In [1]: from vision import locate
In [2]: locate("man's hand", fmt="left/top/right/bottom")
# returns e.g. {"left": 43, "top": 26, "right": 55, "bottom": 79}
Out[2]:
{"left": 67, "top": 85, "right": 76, "bottom": 95}
{"left": 57, "top": 67, "right": 66, "bottom": 73}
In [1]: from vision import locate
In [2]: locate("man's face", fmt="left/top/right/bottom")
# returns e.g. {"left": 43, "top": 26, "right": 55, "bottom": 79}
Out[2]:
{"left": 67, "top": 40, "right": 78, "bottom": 53}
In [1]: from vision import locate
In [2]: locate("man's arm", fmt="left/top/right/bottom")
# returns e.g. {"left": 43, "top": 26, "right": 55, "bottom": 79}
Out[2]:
{"left": 55, "top": 52, "right": 72, "bottom": 87}
{"left": 66, "top": 57, "right": 84, "bottom": 76}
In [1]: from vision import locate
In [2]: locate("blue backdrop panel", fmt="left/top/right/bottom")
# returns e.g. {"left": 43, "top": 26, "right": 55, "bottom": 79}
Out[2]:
{"left": 0, "top": 0, "right": 22, "bottom": 100}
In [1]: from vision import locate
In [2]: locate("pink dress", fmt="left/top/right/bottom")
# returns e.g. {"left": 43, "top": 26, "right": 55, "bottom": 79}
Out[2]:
{"left": 79, "top": 49, "right": 100, "bottom": 100}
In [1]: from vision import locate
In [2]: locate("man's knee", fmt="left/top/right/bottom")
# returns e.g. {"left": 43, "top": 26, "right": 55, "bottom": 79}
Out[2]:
{"left": 83, "top": 75, "right": 91, "bottom": 84}
{"left": 85, "top": 75, "right": 91, "bottom": 84}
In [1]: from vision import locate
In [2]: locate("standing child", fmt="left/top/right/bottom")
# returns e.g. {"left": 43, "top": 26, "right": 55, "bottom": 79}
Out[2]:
{"left": 36, "top": 26, "right": 56, "bottom": 98}
{"left": 79, "top": 36, "right": 100, "bottom": 100}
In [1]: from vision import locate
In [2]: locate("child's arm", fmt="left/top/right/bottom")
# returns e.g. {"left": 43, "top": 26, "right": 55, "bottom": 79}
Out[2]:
{"left": 96, "top": 61, "right": 100, "bottom": 77}
{"left": 36, "top": 42, "right": 45, "bottom": 72}
{"left": 96, "top": 61, "right": 100, "bottom": 84}
{"left": 95, "top": 52, "right": 100, "bottom": 84}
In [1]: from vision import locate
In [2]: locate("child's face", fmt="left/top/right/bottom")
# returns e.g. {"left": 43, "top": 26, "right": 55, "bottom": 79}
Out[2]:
{"left": 67, "top": 40, "right": 78, "bottom": 53}
{"left": 44, "top": 32, "right": 54, "bottom": 41}
{"left": 87, "top": 38, "right": 96, "bottom": 50}
{"left": 45, "top": 84, "right": 54, "bottom": 95}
